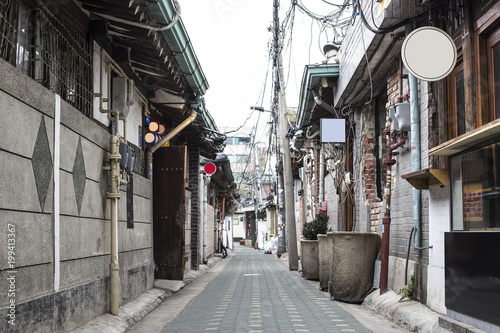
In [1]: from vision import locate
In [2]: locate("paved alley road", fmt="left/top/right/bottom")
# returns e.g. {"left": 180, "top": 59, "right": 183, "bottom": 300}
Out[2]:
{"left": 145, "top": 246, "right": 406, "bottom": 333}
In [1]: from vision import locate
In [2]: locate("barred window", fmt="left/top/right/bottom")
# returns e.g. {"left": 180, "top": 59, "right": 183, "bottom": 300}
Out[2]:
{"left": 1, "top": 0, "right": 92, "bottom": 117}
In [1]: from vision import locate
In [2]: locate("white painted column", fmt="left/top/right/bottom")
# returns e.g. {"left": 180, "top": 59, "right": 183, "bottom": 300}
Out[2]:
{"left": 53, "top": 94, "right": 61, "bottom": 291}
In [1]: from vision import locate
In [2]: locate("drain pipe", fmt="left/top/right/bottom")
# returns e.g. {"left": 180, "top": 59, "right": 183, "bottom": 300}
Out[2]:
{"left": 101, "top": 110, "right": 128, "bottom": 315}
{"left": 312, "top": 89, "right": 336, "bottom": 116}
{"left": 319, "top": 144, "right": 325, "bottom": 203}
{"left": 406, "top": 24, "right": 423, "bottom": 249}
{"left": 107, "top": 134, "right": 122, "bottom": 315}
{"left": 302, "top": 154, "right": 309, "bottom": 226}
{"left": 202, "top": 174, "right": 210, "bottom": 264}
{"left": 380, "top": 127, "right": 406, "bottom": 294}
{"left": 145, "top": 109, "right": 198, "bottom": 180}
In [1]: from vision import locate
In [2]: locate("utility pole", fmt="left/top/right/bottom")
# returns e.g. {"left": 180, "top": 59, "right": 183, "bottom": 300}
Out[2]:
{"left": 252, "top": 128, "right": 262, "bottom": 249}
{"left": 273, "top": 0, "right": 298, "bottom": 270}
{"left": 253, "top": 133, "right": 263, "bottom": 210}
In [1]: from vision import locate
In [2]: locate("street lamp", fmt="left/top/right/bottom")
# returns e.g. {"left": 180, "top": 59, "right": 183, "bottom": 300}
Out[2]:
{"left": 250, "top": 106, "right": 273, "bottom": 113}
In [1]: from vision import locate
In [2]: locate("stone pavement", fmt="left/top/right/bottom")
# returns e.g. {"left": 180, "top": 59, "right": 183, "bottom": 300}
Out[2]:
{"left": 160, "top": 246, "right": 389, "bottom": 333}
{"left": 73, "top": 245, "right": 466, "bottom": 333}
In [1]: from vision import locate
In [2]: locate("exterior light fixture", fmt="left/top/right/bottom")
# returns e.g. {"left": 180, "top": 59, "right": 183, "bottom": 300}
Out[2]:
{"left": 149, "top": 121, "right": 159, "bottom": 132}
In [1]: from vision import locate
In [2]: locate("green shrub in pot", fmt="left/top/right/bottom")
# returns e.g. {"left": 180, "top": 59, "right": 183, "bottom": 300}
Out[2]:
{"left": 302, "top": 212, "right": 329, "bottom": 240}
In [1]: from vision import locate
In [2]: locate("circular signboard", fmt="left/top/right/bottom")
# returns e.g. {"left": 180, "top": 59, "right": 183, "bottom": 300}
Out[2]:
{"left": 204, "top": 162, "right": 216, "bottom": 175}
{"left": 401, "top": 26, "right": 457, "bottom": 82}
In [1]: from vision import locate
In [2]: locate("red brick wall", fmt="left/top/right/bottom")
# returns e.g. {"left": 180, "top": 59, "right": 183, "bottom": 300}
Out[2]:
{"left": 369, "top": 60, "right": 401, "bottom": 232}
{"left": 386, "top": 61, "right": 403, "bottom": 108}
{"left": 370, "top": 201, "right": 382, "bottom": 232}
{"left": 364, "top": 137, "right": 376, "bottom": 201}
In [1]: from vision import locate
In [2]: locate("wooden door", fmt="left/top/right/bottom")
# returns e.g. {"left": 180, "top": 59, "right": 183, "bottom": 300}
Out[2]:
{"left": 153, "top": 146, "right": 186, "bottom": 280}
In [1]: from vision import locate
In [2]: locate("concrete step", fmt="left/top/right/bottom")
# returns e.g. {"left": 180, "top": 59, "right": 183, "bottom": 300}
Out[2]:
{"left": 438, "top": 316, "right": 489, "bottom": 333}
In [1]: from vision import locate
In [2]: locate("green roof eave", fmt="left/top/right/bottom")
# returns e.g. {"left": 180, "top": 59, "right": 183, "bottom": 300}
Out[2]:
{"left": 198, "top": 98, "right": 219, "bottom": 133}
{"left": 296, "top": 63, "right": 339, "bottom": 129}
{"left": 149, "top": 0, "right": 209, "bottom": 97}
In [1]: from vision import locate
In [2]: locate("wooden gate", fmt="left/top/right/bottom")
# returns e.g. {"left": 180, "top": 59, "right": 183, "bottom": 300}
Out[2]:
{"left": 153, "top": 146, "right": 186, "bottom": 280}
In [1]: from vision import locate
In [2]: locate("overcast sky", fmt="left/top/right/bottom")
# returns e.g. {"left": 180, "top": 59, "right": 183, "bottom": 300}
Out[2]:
{"left": 180, "top": 0, "right": 338, "bottom": 136}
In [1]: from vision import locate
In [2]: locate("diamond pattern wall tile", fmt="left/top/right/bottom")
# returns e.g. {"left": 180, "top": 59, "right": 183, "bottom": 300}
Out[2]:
{"left": 73, "top": 138, "right": 86, "bottom": 215}
{"left": 100, "top": 166, "right": 109, "bottom": 218}
{"left": 32, "top": 117, "right": 53, "bottom": 211}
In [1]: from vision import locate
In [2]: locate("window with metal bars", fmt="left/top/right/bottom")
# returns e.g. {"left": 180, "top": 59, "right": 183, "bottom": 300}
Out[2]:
{"left": 0, "top": 0, "right": 92, "bottom": 117}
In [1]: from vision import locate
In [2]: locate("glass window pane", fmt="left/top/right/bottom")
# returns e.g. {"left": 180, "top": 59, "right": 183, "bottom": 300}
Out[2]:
{"left": 16, "top": 1, "right": 31, "bottom": 75}
{"left": 451, "top": 143, "right": 500, "bottom": 231}
{"left": 455, "top": 71, "right": 466, "bottom": 136}
{"left": 451, "top": 156, "right": 464, "bottom": 230}
{"left": 493, "top": 43, "right": 500, "bottom": 119}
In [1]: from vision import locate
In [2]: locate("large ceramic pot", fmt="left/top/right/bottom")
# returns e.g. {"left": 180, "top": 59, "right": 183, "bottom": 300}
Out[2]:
{"left": 328, "top": 232, "right": 381, "bottom": 303}
{"left": 318, "top": 234, "right": 333, "bottom": 291}
{"left": 300, "top": 239, "right": 319, "bottom": 280}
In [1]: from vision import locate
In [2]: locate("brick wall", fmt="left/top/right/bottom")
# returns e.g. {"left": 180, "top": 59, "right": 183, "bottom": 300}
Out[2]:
{"left": 364, "top": 137, "right": 377, "bottom": 201}
{"left": 188, "top": 146, "right": 200, "bottom": 269}
{"left": 370, "top": 202, "right": 382, "bottom": 232}
{"left": 383, "top": 60, "right": 430, "bottom": 265}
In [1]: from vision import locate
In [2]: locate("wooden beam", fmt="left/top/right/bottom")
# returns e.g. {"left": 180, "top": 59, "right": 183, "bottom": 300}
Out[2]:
{"left": 463, "top": 0, "right": 477, "bottom": 132}
{"left": 401, "top": 169, "right": 449, "bottom": 190}
{"left": 429, "top": 117, "right": 500, "bottom": 156}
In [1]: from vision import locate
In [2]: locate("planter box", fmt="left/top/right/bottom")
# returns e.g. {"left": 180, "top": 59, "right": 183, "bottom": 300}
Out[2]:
{"left": 318, "top": 234, "right": 333, "bottom": 291}
{"left": 300, "top": 240, "right": 319, "bottom": 280}
{"left": 328, "top": 232, "right": 381, "bottom": 303}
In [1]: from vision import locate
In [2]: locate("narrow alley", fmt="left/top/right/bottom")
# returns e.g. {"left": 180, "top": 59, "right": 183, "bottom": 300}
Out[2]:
{"left": 126, "top": 246, "right": 409, "bottom": 333}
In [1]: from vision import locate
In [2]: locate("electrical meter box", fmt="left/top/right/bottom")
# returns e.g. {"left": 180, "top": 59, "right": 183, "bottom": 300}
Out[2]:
{"left": 112, "top": 77, "right": 134, "bottom": 117}
{"left": 388, "top": 106, "right": 399, "bottom": 131}
{"left": 388, "top": 103, "right": 411, "bottom": 132}
{"left": 395, "top": 102, "right": 411, "bottom": 132}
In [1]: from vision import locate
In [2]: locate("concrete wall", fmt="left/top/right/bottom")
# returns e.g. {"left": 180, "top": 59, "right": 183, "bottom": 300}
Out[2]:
{"left": 206, "top": 204, "right": 215, "bottom": 258}
{"left": 188, "top": 146, "right": 201, "bottom": 269}
{"left": 325, "top": 173, "right": 340, "bottom": 231}
{"left": 232, "top": 214, "right": 245, "bottom": 240}
{"left": 426, "top": 185, "right": 450, "bottom": 314}
{"left": 0, "top": 58, "right": 153, "bottom": 332}
{"left": 185, "top": 190, "right": 192, "bottom": 274}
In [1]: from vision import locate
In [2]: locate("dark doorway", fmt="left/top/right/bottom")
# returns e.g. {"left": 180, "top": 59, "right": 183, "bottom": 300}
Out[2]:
{"left": 153, "top": 146, "right": 187, "bottom": 280}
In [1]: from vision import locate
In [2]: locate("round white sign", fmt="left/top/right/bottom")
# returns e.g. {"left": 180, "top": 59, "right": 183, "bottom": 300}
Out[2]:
{"left": 401, "top": 26, "right": 457, "bottom": 82}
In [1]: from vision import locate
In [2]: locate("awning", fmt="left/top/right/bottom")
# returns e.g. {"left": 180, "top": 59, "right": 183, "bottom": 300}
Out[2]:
{"left": 429, "top": 118, "right": 500, "bottom": 156}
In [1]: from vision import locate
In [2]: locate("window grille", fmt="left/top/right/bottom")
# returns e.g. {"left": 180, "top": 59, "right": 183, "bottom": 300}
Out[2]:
{"left": 1, "top": 0, "right": 92, "bottom": 117}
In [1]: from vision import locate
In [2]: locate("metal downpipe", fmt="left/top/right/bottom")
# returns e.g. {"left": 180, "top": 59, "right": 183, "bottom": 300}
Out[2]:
{"left": 319, "top": 144, "right": 325, "bottom": 203}
{"left": 107, "top": 134, "right": 122, "bottom": 315}
{"left": 406, "top": 24, "right": 422, "bottom": 248}
{"left": 145, "top": 110, "right": 198, "bottom": 180}
{"left": 380, "top": 127, "right": 405, "bottom": 294}
{"left": 202, "top": 174, "right": 209, "bottom": 264}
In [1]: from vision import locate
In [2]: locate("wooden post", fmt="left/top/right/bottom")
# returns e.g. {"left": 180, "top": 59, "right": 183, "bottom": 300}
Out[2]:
{"left": 463, "top": 0, "right": 477, "bottom": 131}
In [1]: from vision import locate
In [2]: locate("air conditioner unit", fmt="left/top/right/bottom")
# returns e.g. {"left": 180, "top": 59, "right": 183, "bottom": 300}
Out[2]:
{"left": 112, "top": 77, "right": 134, "bottom": 117}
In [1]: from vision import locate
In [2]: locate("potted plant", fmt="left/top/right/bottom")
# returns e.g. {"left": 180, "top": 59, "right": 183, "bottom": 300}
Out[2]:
{"left": 301, "top": 212, "right": 328, "bottom": 280}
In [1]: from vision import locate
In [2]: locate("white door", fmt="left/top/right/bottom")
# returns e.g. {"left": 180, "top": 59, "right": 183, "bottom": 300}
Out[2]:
{"left": 257, "top": 220, "right": 267, "bottom": 250}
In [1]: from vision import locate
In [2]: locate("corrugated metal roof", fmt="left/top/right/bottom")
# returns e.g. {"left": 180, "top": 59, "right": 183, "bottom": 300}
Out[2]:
{"left": 296, "top": 64, "right": 340, "bottom": 129}
{"left": 79, "top": 0, "right": 221, "bottom": 153}
{"left": 148, "top": 0, "right": 209, "bottom": 97}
